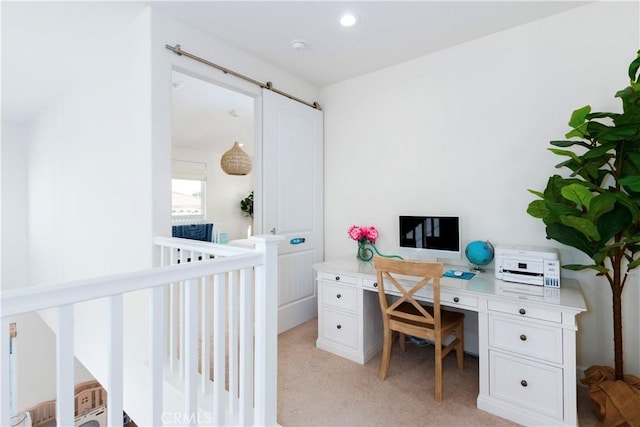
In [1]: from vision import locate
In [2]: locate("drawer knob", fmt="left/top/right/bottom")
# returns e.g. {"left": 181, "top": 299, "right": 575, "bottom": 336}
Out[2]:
{"left": 336, "top": 294, "right": 342, "bottom": 299}
{"left": 520, "top": 334, "right": 527, "bottom": 341}
{"left": 373, "top": 282, "right": 378, "bottom": 288}
{"left": 453, "top": 297, "right": 460, "bottom": 303}
{"left": 335, "top": 276, "right": 340, "bottom": 281}
{"left": 336, "top": 324, "right": 342, "bottom": 330}
{"left": 519, "top": 308, "right": 526, "bottom": 315}
{"left": 520, "top": 380, "right": 528, "bottom": 387}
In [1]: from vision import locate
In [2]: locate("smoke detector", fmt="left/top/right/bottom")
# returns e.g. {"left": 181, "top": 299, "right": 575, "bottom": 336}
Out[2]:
{"left": 291, "top": 39, "right": 306, "bottom": 51}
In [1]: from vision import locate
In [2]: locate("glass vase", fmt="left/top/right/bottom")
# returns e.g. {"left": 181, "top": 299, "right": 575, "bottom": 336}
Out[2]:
{"left": 357, "top": 240, "right": 374, "bottom": 262}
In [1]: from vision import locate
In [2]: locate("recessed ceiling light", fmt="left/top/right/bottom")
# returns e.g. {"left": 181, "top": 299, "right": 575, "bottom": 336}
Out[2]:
{"left": 340, "top": 13, "right": 358, "bottom": 27}
{"left": 291, "top": 39, "right": 306, "bottom": 51}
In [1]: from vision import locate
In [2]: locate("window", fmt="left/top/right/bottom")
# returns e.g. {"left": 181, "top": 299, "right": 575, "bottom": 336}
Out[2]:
{"left": 172, "top": 160, "right": 207, "bottom": 222}
{"left": 172, "top": 178, "right": 205, "bottom": 219}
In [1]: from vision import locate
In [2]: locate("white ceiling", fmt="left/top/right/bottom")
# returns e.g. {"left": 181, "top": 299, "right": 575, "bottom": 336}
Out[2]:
{"left": 153, "top": 1, "right": 589, "bottom": 88}
{"left": 171, "top": 70, "right": 254, "bottom": 152}
{"left": 1, "top": 1, "right": 589, "bottom": 123}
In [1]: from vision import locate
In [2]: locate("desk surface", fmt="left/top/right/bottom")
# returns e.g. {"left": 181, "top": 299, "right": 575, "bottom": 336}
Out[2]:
{"left": 314, "top": 258, "right": 587, "bottom": 314}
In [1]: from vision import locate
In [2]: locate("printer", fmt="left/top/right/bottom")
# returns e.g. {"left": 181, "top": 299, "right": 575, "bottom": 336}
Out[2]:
{"left": 495, "top": 245, "right": 561, "bottom": 287}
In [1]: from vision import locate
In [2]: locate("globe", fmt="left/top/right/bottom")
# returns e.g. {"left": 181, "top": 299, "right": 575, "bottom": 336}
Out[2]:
{"left": 465, "top": 240, "right": 495, "bottom": 271}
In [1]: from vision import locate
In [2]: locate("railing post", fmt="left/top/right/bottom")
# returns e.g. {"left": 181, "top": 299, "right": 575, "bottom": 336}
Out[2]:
{"left": 250, "top": 235, "right": 283, "bottom": 426}
{"left": 0, "top": 318, "right": 10, "bottom": 427}
{"left": 56, "top": 305, "right": 74, "bottom": 427}
{"left": 149, "top": 286, "right": 165, "bottom": 426}
{"left": 108, "top": 294, "right": 124, "bottom": 426}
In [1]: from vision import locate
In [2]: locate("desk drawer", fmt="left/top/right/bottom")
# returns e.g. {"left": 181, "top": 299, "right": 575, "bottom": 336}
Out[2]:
{"left": 489, "top": 316, "right": 563, "bottom": 364}
{"left": 362, "top": 278, "right": 380, "bottom": 291}
{"left": 322, "top": 307, "right": 358, "bottom": 349}
{"left": 318, "top": 271, "right": 357, "bottom": 285}
{"left": 490, "top": 350, "right": 563, "bottom": 420}
{"left": 322, "top": 282, "right": 357, "bottom": 312}
{"left": 488, "top": 300, "right": 561, "bottom": 323}
{"left": 441, "top": 291, "right": 477, "bottom": 309}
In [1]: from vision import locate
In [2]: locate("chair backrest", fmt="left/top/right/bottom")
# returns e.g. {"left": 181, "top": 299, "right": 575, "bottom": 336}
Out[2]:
{"left": 374, "top": 256, "right": 444, "bottom": 328}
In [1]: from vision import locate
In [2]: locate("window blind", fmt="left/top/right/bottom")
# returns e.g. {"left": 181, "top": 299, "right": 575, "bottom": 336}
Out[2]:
{"left": 172, "top": 160, "right": 207, "bottom": 181}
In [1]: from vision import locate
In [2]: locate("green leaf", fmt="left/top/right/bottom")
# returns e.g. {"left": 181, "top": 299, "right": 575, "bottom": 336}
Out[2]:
{"left": 628, "top": 152, "right": 640, "bottom": 165}
{"left": 629, "top": 55, "right": 640, "bottom": 83}
{"left": 563, "top": 264, "right": 609, "bottom": 274}
{"left": 616, "top": 86, "right": 634, "bottom": 100}
{"left": 550, "top": 140, "right": 591, "bottom": 149}
{"left": 546, "top": 222, "right": 595, "bottom": 256}
{"left": 546, "top": 201, "right": 580, "bottom": 216}
{"left": 627, "top": 257, "right": 640, "bottom": 270}
{"left": 559, "top": 215, "right": 600, "bottom": 240}
{"left": 555, "top": 158, "right": 580, "bottom": 172}
{"left": 527, "top": 189, "right": 544, "bottom": 198}
{"left": 597, "top": 203, "right": 634, "bottom": 244}
{"left": 549, "top": 148, "right": 581, "bottom": 164}
{"left": 561, "top": 184, "right": 593, "bottom": 209}
{"left": 587, "top": 193, "right": 616, "bottom": 222}
{"left": 565, "top": 125, "right": 588, "bottom": 139}
{"left": 569, "top": 105, "right": 591, "bottom": 128}
{"left": 587, "top": 112, "right": 621, "bottom": 120}
{"left": 611, "top": 192, "right": 640, "bottom": 220}
{"left": 582, "top": 143, "right": 616, "bottom": 159}
{"left": 578, "top": 159, "right": 609, "bottom": 181}
{"left": 590, "top": 124, "right": 638, "bottom": 142}
{"left": 527, "top": 200, "right": 549, "bottom": 218}
{"left": 562, "top": 264, "right": 590, "bottom": 271}
{"left": 618, "top": 176, "right": 640, "bottom": 192}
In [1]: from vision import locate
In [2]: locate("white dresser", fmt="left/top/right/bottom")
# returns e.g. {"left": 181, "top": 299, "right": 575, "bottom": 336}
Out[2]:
{"left": 314, "top": 258, "right": 587, "bottom": 427}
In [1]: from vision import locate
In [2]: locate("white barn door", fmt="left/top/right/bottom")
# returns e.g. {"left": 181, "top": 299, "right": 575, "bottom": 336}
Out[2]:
{"left": 262, "top": 90, "right": 323, "bottom": 333}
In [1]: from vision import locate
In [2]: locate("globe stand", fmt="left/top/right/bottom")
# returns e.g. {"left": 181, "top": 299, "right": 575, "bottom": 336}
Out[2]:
{"left": 465, "top": 240, "right": 495, "bottom": 274}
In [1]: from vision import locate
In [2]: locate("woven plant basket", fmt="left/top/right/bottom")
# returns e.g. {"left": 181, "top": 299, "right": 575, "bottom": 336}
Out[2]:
{"left": 221, "top": 141, "right": 252, "bottom": 175}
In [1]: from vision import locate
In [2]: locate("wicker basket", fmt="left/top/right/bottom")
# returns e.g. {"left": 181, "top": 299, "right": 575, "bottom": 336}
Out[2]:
{"left": 220, "top": 141, "right": 252, "bottom": 175}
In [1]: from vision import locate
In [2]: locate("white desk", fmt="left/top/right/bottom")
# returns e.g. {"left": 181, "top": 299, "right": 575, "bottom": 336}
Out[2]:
{"left": 313, "top": 258, "right": 587, "bottom": 427}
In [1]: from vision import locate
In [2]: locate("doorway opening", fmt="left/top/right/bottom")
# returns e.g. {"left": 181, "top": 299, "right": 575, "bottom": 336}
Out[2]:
{"left": 171, "top": 70, "right": 255, "bottom": 242}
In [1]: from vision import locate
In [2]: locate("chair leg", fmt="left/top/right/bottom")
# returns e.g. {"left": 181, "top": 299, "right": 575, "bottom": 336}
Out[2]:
{"left": 399, "top": 332, "right": 406, "bottom": 352}
{"left": 379, "top": 328, "right": 393, "bottom": 380}
{"left": 435, "top": 338, "right": 443, "bottom": 402}
{"left": 456, "top": 323, "right": 464, "bottom": 370}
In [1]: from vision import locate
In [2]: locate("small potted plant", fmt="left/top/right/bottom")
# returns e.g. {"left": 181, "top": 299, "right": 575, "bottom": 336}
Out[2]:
{"left": 240, "top": 191, "right": 253, "bottom": 218}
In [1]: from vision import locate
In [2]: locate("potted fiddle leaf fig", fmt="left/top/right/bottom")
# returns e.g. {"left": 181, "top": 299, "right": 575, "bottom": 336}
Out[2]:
{"left": 527, "top": 51, "right": 640, "bottom": 422}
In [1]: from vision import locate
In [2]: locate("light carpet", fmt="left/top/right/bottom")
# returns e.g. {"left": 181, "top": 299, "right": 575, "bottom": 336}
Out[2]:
{"left": 277, "top": 318, "right": 598, "bottom": 426}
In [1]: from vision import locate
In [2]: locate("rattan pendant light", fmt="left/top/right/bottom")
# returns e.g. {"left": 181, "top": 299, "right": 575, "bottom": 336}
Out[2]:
{"left": 220, "top": 141, "right": 252, "bottom": 175}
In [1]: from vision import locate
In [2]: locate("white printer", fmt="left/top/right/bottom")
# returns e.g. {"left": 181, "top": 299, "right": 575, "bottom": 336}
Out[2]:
{"left": 495, "top": 245, "right": 561, "bottom": 287}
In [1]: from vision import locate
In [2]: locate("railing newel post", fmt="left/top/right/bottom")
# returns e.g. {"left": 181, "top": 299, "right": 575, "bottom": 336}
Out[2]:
{"left": 250, "top": 235, "right": 283, "bottom": 426}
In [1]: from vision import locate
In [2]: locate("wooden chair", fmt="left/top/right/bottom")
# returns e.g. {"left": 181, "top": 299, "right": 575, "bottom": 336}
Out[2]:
{"left": 374, "top": 256, "right": 464, "bottom": 401}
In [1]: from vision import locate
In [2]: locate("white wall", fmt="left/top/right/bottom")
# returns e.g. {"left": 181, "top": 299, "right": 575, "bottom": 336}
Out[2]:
{"left": 28, "top": 28, "right": 153, "bottom": 284}
{"left": 1, "top": 121, "right": 28, "bottom": 291}
{"left": 21, "top": 5, "right": 153, "bottom": 416}
{"left": 321, "top": 1, "right": 640, "bottom": 375}
{"left": 172, "top": 147, "right": 253, "bottom": 240}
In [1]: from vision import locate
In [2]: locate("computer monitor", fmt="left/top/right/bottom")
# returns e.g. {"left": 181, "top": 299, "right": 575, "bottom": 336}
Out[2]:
{"left": 398, "top": 215, "right": 461, "bottom": 260}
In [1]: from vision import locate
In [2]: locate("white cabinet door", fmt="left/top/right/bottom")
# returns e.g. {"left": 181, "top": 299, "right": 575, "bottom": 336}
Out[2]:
{"left": 262, "top": 89, "right": 323, "bottom": 333}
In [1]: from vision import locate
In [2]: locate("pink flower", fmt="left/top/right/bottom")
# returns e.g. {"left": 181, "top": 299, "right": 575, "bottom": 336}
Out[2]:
{"left": 348, "top": 225, "right": 364, "bottom": 241}
{"left": 347, "top": 225, "right": 378, "bottom": 244}
{"left": 366, "top": 227, "right": 378, "bottom": 243}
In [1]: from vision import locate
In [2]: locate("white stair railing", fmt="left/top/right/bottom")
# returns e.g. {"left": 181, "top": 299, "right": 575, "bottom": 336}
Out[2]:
{"left": 0, "top": 235, "right": 282, "bottom": 427}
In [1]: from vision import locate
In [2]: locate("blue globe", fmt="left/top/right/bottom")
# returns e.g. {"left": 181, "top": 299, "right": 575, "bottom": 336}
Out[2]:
{"left": 465, "top": 240, "right": 495, "bottom": 268}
